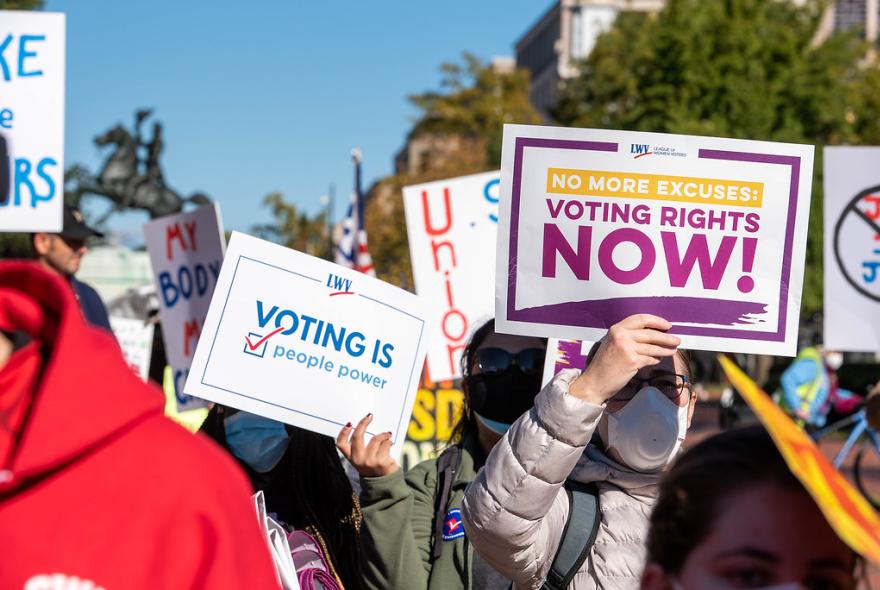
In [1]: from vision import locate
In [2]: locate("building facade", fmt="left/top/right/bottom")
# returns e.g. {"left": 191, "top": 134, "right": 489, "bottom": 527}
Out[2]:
{"left": 823, "top": 0, "right": 879, "bottom": 43}
{"left": 517, "top": 0, "right": 879, "bottom": 117}
{"left": 516, "top": 0, "right": 664, "bottom": 117}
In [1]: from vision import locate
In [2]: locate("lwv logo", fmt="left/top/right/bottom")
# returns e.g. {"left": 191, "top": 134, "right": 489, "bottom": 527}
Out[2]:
{"left": 630, "top": 144, "right": 652, "bottom": 159}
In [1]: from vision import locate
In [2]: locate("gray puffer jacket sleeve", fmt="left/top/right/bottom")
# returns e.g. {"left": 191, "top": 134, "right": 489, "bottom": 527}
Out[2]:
{"left": 461, "top": 369, "right": 604, "bottom": 589}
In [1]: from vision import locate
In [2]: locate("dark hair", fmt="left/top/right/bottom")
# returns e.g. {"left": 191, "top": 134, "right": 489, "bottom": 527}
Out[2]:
{"left": 448, "top": 319, "right": 549, "bottom": 444}
{"left": 201, "top": 407, "right": 364, "bottom": 589}
{"left": 646, "top": 426, "right": 851, "bottom": 575}
{"left": 448, "top": 318, "right": 497, "bottom": 444}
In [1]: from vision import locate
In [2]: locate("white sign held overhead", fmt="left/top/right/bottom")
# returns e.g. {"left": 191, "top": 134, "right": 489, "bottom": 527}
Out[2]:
{"left": 109, "top": 316, "right": 155, "bottom": 382}
{"left": 823, "top": 147, "right": 880, "bottom": 352}
{"left": 495, "top": 124, "right": 814, "bottom": 357}
{"left": 403, "top": 171, "right": 499, "bottom": 382}
{"left": 185, "top": 232, "right": 428, "bottom": 458}
{"left": 144, "top": 203, "right": 225, "bottom": 411}
{"left": 0, "top": 11, "right": 66, "bottom": 232}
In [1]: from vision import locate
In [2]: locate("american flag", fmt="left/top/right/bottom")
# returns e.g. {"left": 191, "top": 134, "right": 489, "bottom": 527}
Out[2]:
{"left": 335, "top": 149, "right": 375, "bottom": 276}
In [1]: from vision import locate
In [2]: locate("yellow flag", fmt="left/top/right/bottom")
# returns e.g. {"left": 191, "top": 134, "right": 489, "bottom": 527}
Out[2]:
{"left": 718, "top": 355, "right": 880, "bottom": 564}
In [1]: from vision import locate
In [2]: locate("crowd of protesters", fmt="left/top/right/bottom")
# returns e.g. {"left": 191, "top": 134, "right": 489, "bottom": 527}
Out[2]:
{"left": 0, "top": 247, "right": 868, "bottom": 589}
{"left": 0, "top": 159, "right": 866, "bottom": 588}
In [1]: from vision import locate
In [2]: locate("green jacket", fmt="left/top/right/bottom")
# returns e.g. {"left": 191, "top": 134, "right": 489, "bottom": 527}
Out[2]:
{"left": 358, "top": 434, "right": 484, "bottom": 590}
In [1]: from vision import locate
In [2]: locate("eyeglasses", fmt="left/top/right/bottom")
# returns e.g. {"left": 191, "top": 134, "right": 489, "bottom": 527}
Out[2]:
{"left": 610, "top": 373, "right": 692, "bottom": 404}
{"left": 474, "top": 347, "right": 545, "bottom": 377}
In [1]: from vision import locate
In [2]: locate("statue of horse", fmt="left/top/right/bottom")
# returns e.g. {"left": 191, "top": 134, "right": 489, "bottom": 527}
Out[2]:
{"left": 73, "top": 115, "right": 210, "bottom": 219}
{"left": 94, "top": 124, "right": 138, "bottom": 190}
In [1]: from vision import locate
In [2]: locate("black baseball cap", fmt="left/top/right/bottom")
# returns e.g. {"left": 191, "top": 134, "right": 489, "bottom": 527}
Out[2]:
{"left": 59, "top": 205, "right": 104, "bottom": 240}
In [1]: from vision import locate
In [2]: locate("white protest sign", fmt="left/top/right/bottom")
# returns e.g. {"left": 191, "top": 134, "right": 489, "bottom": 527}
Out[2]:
{"left": 403, "top": 171, "right": 499, "bottom": 381}
{"left": 824, "top": 147, "right": 880, "bottom": 352}
{"left": 0, "top": 11, "right": 65, "bottom": 232}
{"left": 109, "top": 316, "right": 154, "bottom": 381}
{"left": 496, "top": 124, "right": 814, "bottom": 356}
{"left": 184, "top": 232, "right": 428, "bottom": 457}
{"left": 144, "top": 203, "right": 225, "bottom": 410}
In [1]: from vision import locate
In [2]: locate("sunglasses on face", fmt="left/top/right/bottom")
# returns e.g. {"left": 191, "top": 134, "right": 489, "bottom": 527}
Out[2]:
{"left": 474, "top": 347, "right": 546, "bottom": 377}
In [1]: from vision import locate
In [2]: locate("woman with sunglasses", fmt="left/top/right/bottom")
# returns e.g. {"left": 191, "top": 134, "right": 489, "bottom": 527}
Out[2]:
{"left": 336, "top": 319, "right": 547, "bottom": 590}
{"left": 462, "top": 314, "right": 698, "bottom": 589}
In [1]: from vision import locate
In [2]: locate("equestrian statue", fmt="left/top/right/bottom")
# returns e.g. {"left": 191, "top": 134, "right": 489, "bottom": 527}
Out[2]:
{"left": 69, "top": 109, "right": 209, "bottom": 220}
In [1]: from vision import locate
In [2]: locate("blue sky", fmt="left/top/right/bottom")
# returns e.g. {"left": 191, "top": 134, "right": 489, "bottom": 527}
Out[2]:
{"left": 43, "top": 0, "right": 545, "bottom": 244}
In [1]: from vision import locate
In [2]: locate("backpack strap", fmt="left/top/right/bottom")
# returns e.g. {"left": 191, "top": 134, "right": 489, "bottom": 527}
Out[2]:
{"left": 541, "top": 480, "right": 600, "bottom": 590}
{"left": 432, "top": 445, "right": 463, "bottom": 561}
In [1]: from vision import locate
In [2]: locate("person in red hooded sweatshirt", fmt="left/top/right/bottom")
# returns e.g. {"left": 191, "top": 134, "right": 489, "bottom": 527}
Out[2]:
{"left": 0, "top": 261, "right": 280, "bottom": 590}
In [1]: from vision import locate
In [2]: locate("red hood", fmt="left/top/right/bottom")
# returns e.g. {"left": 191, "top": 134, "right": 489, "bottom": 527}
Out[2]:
{"left": 0, "top": 261, "right": 163, "bottom": 490}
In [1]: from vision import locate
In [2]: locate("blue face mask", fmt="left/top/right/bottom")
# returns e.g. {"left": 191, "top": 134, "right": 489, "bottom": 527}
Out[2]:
{"left": 224, "top": 412, "right": 290, "bottom": 473}
{"left": 474, "top": 412, "right": 511, "bottom": 436}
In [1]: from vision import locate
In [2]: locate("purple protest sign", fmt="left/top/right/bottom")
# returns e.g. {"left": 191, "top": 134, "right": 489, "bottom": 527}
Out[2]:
{"left": 495, "top": 125, "right": 813, "bottom": 356}
{"left": 541, "top": 338, "right": 593, "bottom": 387}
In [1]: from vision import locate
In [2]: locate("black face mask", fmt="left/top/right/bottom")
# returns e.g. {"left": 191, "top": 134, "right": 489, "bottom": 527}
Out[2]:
{"left": 464, "top": 369, "right": 543, "bottom": 425}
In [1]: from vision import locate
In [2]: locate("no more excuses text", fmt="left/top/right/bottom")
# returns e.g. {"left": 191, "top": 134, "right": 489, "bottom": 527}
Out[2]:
{"left": 271, "top": 345, "right": 388, "bottom": 390}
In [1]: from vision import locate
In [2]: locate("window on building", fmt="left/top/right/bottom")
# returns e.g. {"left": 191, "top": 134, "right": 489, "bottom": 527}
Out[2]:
{"left": 835, "top": 0, "right": 867, "bottom": 33}
{"left": 569, "top": 4, "right": 618, "bottom": 60}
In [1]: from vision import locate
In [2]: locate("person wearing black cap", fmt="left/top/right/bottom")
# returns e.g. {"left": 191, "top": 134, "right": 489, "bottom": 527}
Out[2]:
{"left": 31, "top": 205, "right": 112, "bottom": 332}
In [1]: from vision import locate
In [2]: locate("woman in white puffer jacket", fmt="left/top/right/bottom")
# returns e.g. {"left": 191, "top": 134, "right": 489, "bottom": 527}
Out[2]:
{"left": 462, "top": 314, "right": 698, "bottom": 590}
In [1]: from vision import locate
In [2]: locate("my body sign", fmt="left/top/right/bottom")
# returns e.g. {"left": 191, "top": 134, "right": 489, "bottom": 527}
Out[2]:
{"left": 403, "top": 171, "right": 499, "bottom": 381}
{"left": 144, "top": 203, "right": 225, "bottom": 410}
{"left": 0, "top": 11, "right": 65, "bottom": 232}
{"left": 496, "top": 125, "right": 814, "bottom": 356}
{"left": 185, "top": 232, "right": 428, "bottom": 458}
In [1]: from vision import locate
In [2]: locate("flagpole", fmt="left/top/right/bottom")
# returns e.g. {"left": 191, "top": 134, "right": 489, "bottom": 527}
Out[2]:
{"left": 327, "top": 182, "right": 335, "bottom": 261}
{"left": 352, "top": 148, "right": 364, "bottom": 240}
{"left": 350, "top": 148, "right": 374, "bottom": 276}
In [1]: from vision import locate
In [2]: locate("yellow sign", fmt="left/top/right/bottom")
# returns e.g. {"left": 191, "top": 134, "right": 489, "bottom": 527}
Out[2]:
{"left": 719, "top": 355, "right": 880, "bottom": 563}
{"left": 162, "top": 366, "right": 210, "bottom": 433}
{"left": 547, "top": 168, "right": 764, "bottom": 208}
{"left": 400, "top": 387, "right": 464, "bottom": 471}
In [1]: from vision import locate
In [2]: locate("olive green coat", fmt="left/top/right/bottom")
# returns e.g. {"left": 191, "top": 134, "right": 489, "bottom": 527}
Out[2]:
{"left": 358, "top": 434, "right": 483, "bottom": 590}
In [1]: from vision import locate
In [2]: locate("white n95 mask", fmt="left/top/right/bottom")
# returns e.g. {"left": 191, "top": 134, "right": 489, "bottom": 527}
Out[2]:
{"left": 605, "top": 386, "right": 688, "bottom": 473}
{"left": 825, "top": 352, "right": 844, "bottom": 371}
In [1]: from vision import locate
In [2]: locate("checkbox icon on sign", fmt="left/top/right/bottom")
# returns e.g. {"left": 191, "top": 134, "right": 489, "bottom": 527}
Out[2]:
{"left": 243, "top": 331, "right": 270, "bottom": 357}
{"left": 243, "top": 326, "right": 285, "bottom": 358}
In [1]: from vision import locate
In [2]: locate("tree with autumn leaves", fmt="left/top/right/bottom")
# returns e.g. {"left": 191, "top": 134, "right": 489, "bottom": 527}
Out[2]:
{"left": 364, "top": 0, "right": 880, "bottom": 323}
{"left": 364, "top": 53, "right": 540, "bottom": 287}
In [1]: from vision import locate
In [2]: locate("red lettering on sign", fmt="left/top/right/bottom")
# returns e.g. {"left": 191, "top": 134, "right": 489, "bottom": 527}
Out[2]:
{"left": 421, "top": 186, "right": 468, "bottom": 376}
{"left": 422, "top": 188, "right": 453, "bottom": 235}
{"left": 165, "top": 221, "right": 199, "bottom": 259}
{"left": 432, "top": 240, "right": 457, "bottom": 272}
{"left": 183, "top": 318, "right": 202, "bottom": 357}
{"left": 184, "top": 221, "right": 198, "bottom": 252}
{"left": 166, "top": 223, "right": 186, "bottom": 260}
